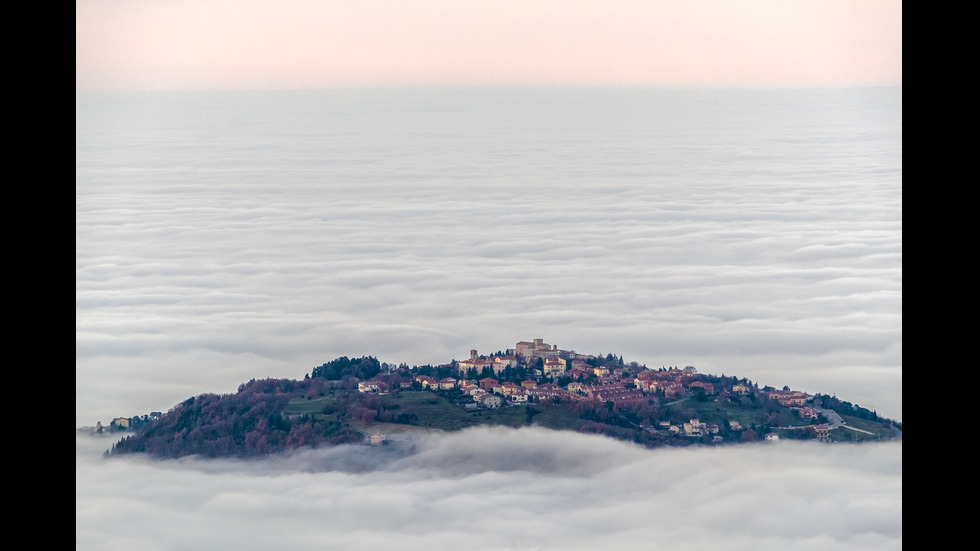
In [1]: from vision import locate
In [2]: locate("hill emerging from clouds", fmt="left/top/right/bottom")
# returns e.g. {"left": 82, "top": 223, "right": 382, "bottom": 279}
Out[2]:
{"left": 98, "top": 351, "right": 901, "bottom": 460}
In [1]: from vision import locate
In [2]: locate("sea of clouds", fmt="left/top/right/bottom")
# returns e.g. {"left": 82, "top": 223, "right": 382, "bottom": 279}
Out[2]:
{"left": 76, "top": 87, "right": 901, "bottom": 427}
{"left": 77, "top": 426, "right": 901, "bottom": 551}
{"left": 76, "top": 86, "right": 901, "bottom": 551}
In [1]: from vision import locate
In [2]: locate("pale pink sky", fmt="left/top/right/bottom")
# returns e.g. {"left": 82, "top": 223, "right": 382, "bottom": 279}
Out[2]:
{"left": 76, "top": 0, "right": 901, "bottom": 90}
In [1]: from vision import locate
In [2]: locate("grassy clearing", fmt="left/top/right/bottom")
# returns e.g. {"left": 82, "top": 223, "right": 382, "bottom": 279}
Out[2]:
{"left": 667, "top": 399, "right": 760, "bottom": 427}
{"left": 529, "top": 404, "right": 586, "bottom": 431}
{"left": 284, "top": 389, "right": 899, "bottom": 444}
{"left": 285, "top": 395, "right": 336, "bottom": 415}
{"left": 470, "top": 405, "right": 528, "bottom": 428}
{"left": 669, "top": 399, "right": 815, "bottom": 430}
{"left": 835, "top": 415, "right": 899, "bottom": 441}
{"left": 380, "top": 390, "right": 479, "bottom": 431}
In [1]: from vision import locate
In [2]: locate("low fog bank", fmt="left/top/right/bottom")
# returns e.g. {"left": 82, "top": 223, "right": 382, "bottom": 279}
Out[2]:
{"left": 77, "top": 426, "right": 901, "bottom": 551}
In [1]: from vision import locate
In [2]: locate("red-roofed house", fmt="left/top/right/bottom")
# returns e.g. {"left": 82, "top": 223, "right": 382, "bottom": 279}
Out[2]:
{"left": 689, "top": 381, "right": 715, "bottom": 395}
{"left": 508, "top": 389, "right": 529, "bottom": 403}
{"left": 798, "top": 407, "right": 818, "bottom": 419}
{"left": 543, "top": 357, "right": 566, "bottom": 379}
{"left": 768, "top": 390, "right": 810, "bottom": 406}
{"left": 478, "top": 393, "right": 503, "bottom": 409}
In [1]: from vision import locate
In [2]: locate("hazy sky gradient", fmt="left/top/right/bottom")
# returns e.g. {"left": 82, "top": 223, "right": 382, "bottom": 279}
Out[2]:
{"left": 76, "top": 0, "right": 902, "bottom": 89}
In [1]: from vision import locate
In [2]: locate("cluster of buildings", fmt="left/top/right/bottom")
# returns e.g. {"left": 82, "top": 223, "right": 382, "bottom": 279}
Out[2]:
{"left": 359, "top": 339, "right": 689, "bottom": 404}
{"left": 455, "top": 338, "right": 594, "bottom": 377}
{"left": 354, "top": 338, "right": 824, "bottom": 440}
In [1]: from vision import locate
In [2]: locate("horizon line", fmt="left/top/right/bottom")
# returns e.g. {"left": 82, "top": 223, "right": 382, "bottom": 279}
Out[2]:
{"left": 76, "top": 82, "right": 902, "bottom": 93}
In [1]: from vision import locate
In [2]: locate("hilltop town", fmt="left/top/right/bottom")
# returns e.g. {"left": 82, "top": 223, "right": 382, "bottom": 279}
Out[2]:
{"left": 99, "top": 338, "right": 901, "bottom": 459}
